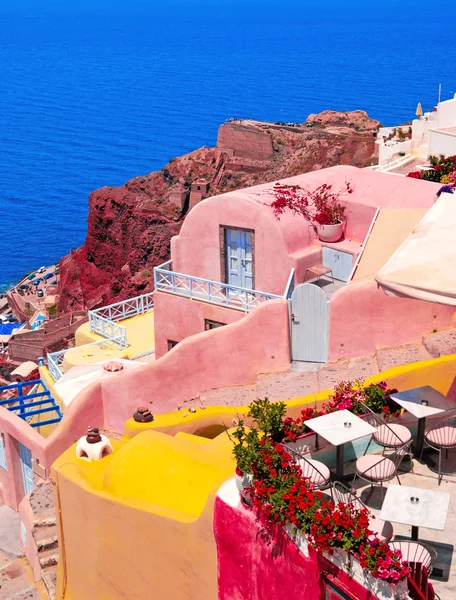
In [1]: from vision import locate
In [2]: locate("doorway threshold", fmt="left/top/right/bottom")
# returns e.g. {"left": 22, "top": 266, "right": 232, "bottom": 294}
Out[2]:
{"left": 289, "top": 361, "right": 323, "bottom": 373}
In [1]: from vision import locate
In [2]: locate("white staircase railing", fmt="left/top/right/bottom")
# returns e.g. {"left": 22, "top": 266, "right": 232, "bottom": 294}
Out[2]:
{"left": 47, "top": 336, "right": 127, "bottom": 382}
{"left": 88, "top": 292, "right": 154, "bottom": 343}
{"left": 46, "top": 292, "right": 155, "bottom": 382}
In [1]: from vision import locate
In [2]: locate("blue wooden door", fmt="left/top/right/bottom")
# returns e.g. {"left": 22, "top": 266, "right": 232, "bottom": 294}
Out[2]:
{"left": 291, "top": 284, "right": 329, "bottom": 362}
{"left": 19, "top": 443, "right": 35, "bottom": 495}
{"left": 322, "top": 247, "right": 353, "bottom": 282}
{"left": 225, "top": 229, "right": 253, "bottom": 290}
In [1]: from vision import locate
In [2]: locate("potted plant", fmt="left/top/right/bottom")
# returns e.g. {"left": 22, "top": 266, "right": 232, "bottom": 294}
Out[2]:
{"left": 230, "top": 398, "right": 288, "bottom": 503}
{"left": 270, "top": 181, "right": 354, "bottom": 243}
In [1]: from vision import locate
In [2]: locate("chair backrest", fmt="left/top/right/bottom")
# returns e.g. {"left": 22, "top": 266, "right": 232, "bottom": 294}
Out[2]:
{"left": 425, "top": 408, "right": 456, "bottom": 448}
{"left": 283, "top": 443, "right": 328, "bottom": 484}
{"left": 390, "top": 541, "right": 432, "bottom": 569}
{"left": 389, "top": 442, "right": 412, "bottom": 468}
{"left": 360, "top": 403, "right": 406, "bottom": 448}
{"left": 360, "top": 403, "right": 382, "bottom": 428}
{"left": 361, "top": 443, "right": 410, "bottom": 481}
{"left": 332, "top": 481, "right": 365, "bottom": 511}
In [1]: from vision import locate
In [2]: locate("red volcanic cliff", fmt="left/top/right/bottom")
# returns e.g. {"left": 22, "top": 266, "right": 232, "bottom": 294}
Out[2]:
{"left": 57, "top": 111, "right": 380, "bottom": 312}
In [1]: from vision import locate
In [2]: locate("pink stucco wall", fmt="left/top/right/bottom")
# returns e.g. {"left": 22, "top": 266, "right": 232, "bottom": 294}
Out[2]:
{"left": 214, "top": 494, "right": 376, "bottom": 600}
{"left": 171, "top": 166, "right": 440, "bottom": 297}
{"left": 0, "top": 384, "right": 104, "bottom": 510}
{"left": 329, "top": 279, "right": 455, "bottom": 360}
{"left": 154, "top": 291, "right": 247, "bottom": 358}
{"left": 172, "top": 194, "right": 297, "bottom": 296}
{"left": 102, "top": 299, "right": 290, "bottom": 431}
{"left": 0, "top": 411, "right": 47, "bottom": 509}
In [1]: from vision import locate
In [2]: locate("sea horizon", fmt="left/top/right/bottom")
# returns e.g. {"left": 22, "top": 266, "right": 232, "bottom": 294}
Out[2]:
{"left": 1, "top": 7, "right": 455, "bottom": 291}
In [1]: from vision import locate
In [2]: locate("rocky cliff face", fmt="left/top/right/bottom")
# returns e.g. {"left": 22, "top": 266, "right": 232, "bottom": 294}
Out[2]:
{"left": 57, "top": 111, "right": 380, "bottom": 312}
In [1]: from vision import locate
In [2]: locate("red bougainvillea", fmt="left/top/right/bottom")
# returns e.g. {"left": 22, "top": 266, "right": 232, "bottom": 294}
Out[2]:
{"left": 270, "top": 181, "right": 354, "bottom": 225}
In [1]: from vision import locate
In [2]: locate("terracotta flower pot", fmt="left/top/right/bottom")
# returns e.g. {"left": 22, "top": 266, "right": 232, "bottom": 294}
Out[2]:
{"left": 315, "top": 221, "right": 344, "bottom": 243}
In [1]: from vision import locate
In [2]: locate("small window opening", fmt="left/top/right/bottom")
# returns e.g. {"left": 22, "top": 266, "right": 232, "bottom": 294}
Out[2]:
{"left": 204, "top": 319, "right": 226, "bottom": 331}
{"left": 167, "top": 340, "right": 179, "bottom": 351}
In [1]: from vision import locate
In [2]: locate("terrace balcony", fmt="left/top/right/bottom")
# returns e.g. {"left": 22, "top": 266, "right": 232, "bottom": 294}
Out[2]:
{"left": 46, "top": 292, "right": 156, "bottom": 382}
{"left": 153, "top": 260, "right": 288, "bottom": 312}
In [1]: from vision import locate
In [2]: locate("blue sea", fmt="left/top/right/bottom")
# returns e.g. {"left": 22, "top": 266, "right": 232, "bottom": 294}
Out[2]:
{"left": 1, "top": 3, "right": 455, "bottom": 291}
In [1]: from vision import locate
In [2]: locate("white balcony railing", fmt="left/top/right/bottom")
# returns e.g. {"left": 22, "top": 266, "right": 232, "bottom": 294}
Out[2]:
{"left": 154, "top": 261, "right": 283, "bottom": 312}
{"left": 47, "top": 336, "right": 127, "bottom": 381}
{"left": 47, "top": 349, "right": 66, "bottom": 382}
{"left": 88, "top": 292, "right": 154, "bottom": 343}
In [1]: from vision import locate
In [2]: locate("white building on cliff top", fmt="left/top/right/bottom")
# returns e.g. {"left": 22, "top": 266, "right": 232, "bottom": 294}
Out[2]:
{"left": 376, "top": 93, "right": 456, "bottom": 173}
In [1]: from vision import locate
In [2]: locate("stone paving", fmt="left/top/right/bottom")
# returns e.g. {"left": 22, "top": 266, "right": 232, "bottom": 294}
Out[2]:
{"left": 0, "top": 550, "right": 45, "bottom": 600}
{"left": 198, "top": 326, "right": 456, "bottom": 408}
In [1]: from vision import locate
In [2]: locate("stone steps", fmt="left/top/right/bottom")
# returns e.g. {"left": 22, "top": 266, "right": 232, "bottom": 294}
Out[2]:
{"left": 28, "top": 481, "right": 60, "bottom": 599}
{"left": 39, "top": 550, "right": 59, "bottom": 569}
{"left": 33, "top": 516, "right": 57, "bottom": 529}
{"left": 34, "top": 532, "right": 58, "bottom": 553}
{"left": 42, "top": 566, "right": 57, "bottom": 599}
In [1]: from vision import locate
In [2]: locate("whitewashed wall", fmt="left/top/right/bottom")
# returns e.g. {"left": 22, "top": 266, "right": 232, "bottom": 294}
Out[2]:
{"left": 428, "top": 129, "right": 456, "bottom": 158}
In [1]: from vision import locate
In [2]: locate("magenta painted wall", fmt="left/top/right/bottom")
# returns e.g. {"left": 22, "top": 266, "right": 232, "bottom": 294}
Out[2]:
{"left": 171, "top": 166, "right": 440, "bottom": 297}
{"left": 214, "top": 495, "right": 323, "bottom": 600}
{"left": 101, "top": 299, "right": 290, "bottom": 431}
{"left": 214, "top": 495, "right": 377, "bottom": 600}
{"left": 154, "top": 291, "right": 247, "bottom": 358}
{"left": 329, "top": 279, "right": 455, "bottom": 360}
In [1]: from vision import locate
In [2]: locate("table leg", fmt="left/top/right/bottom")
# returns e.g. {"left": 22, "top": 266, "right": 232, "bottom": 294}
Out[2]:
{"left": 411, "top": 526, "right": 419, "bottom": 541}
{"left": 414, "top": 417, "right": 426, "bottom": 457}
{"left": 336, "top": 445, "right": 344, "bottom": 481}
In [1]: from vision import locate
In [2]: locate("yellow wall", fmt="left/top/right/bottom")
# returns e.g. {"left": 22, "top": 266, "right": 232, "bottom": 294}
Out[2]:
{"left": 52, "top": 431, "right": 235, "bottom": 600}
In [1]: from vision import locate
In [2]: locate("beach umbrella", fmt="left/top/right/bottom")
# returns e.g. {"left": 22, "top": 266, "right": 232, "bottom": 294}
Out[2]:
{"left": 416, "top": 102, "right": 423, "bottom": 118}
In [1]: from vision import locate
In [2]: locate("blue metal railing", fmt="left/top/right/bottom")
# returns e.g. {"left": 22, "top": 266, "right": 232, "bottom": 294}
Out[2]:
{"left": 0, "top": 379, "right": 62, "bottom": 428}
{"left": 154, "top": 261, "right": 282, "bottom": 313}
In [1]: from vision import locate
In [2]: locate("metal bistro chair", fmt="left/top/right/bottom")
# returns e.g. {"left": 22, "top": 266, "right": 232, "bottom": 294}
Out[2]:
{"left": 284, "top": 444, "right": 331, "bottom": 491}
{"left": 422, "top": 409, "right": 456, "bottom": 485}
{"left": 352, "top": 443, "right": 411, "bottom": 500}
{"left": 332, "top": 481, "right": 393, "bottom": 542}
{"left": 362, "top": 404, "right": 413, "bottom": 468}
{"left": 389, "top": 540, "right": 436, "bottom": 576}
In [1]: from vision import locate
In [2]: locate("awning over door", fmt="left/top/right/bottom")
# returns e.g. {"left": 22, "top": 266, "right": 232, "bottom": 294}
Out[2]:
{"left": 375, "top": 193, "right": 456, "bottom": 305}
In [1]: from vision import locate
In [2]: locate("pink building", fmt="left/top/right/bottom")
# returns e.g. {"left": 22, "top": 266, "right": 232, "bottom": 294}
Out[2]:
{"left": 154, "top": 165, "right": 452, "bottom": 364}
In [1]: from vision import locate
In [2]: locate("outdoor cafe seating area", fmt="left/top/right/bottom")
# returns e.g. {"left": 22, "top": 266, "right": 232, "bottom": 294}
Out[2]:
{"left": 287, "top": 385, "right": 456, "bottom": 599}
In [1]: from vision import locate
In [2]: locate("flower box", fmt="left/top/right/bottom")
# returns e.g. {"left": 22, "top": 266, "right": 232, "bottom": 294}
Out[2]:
{"left": 285, "top": 526, "right": 410, "bottom": 600}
